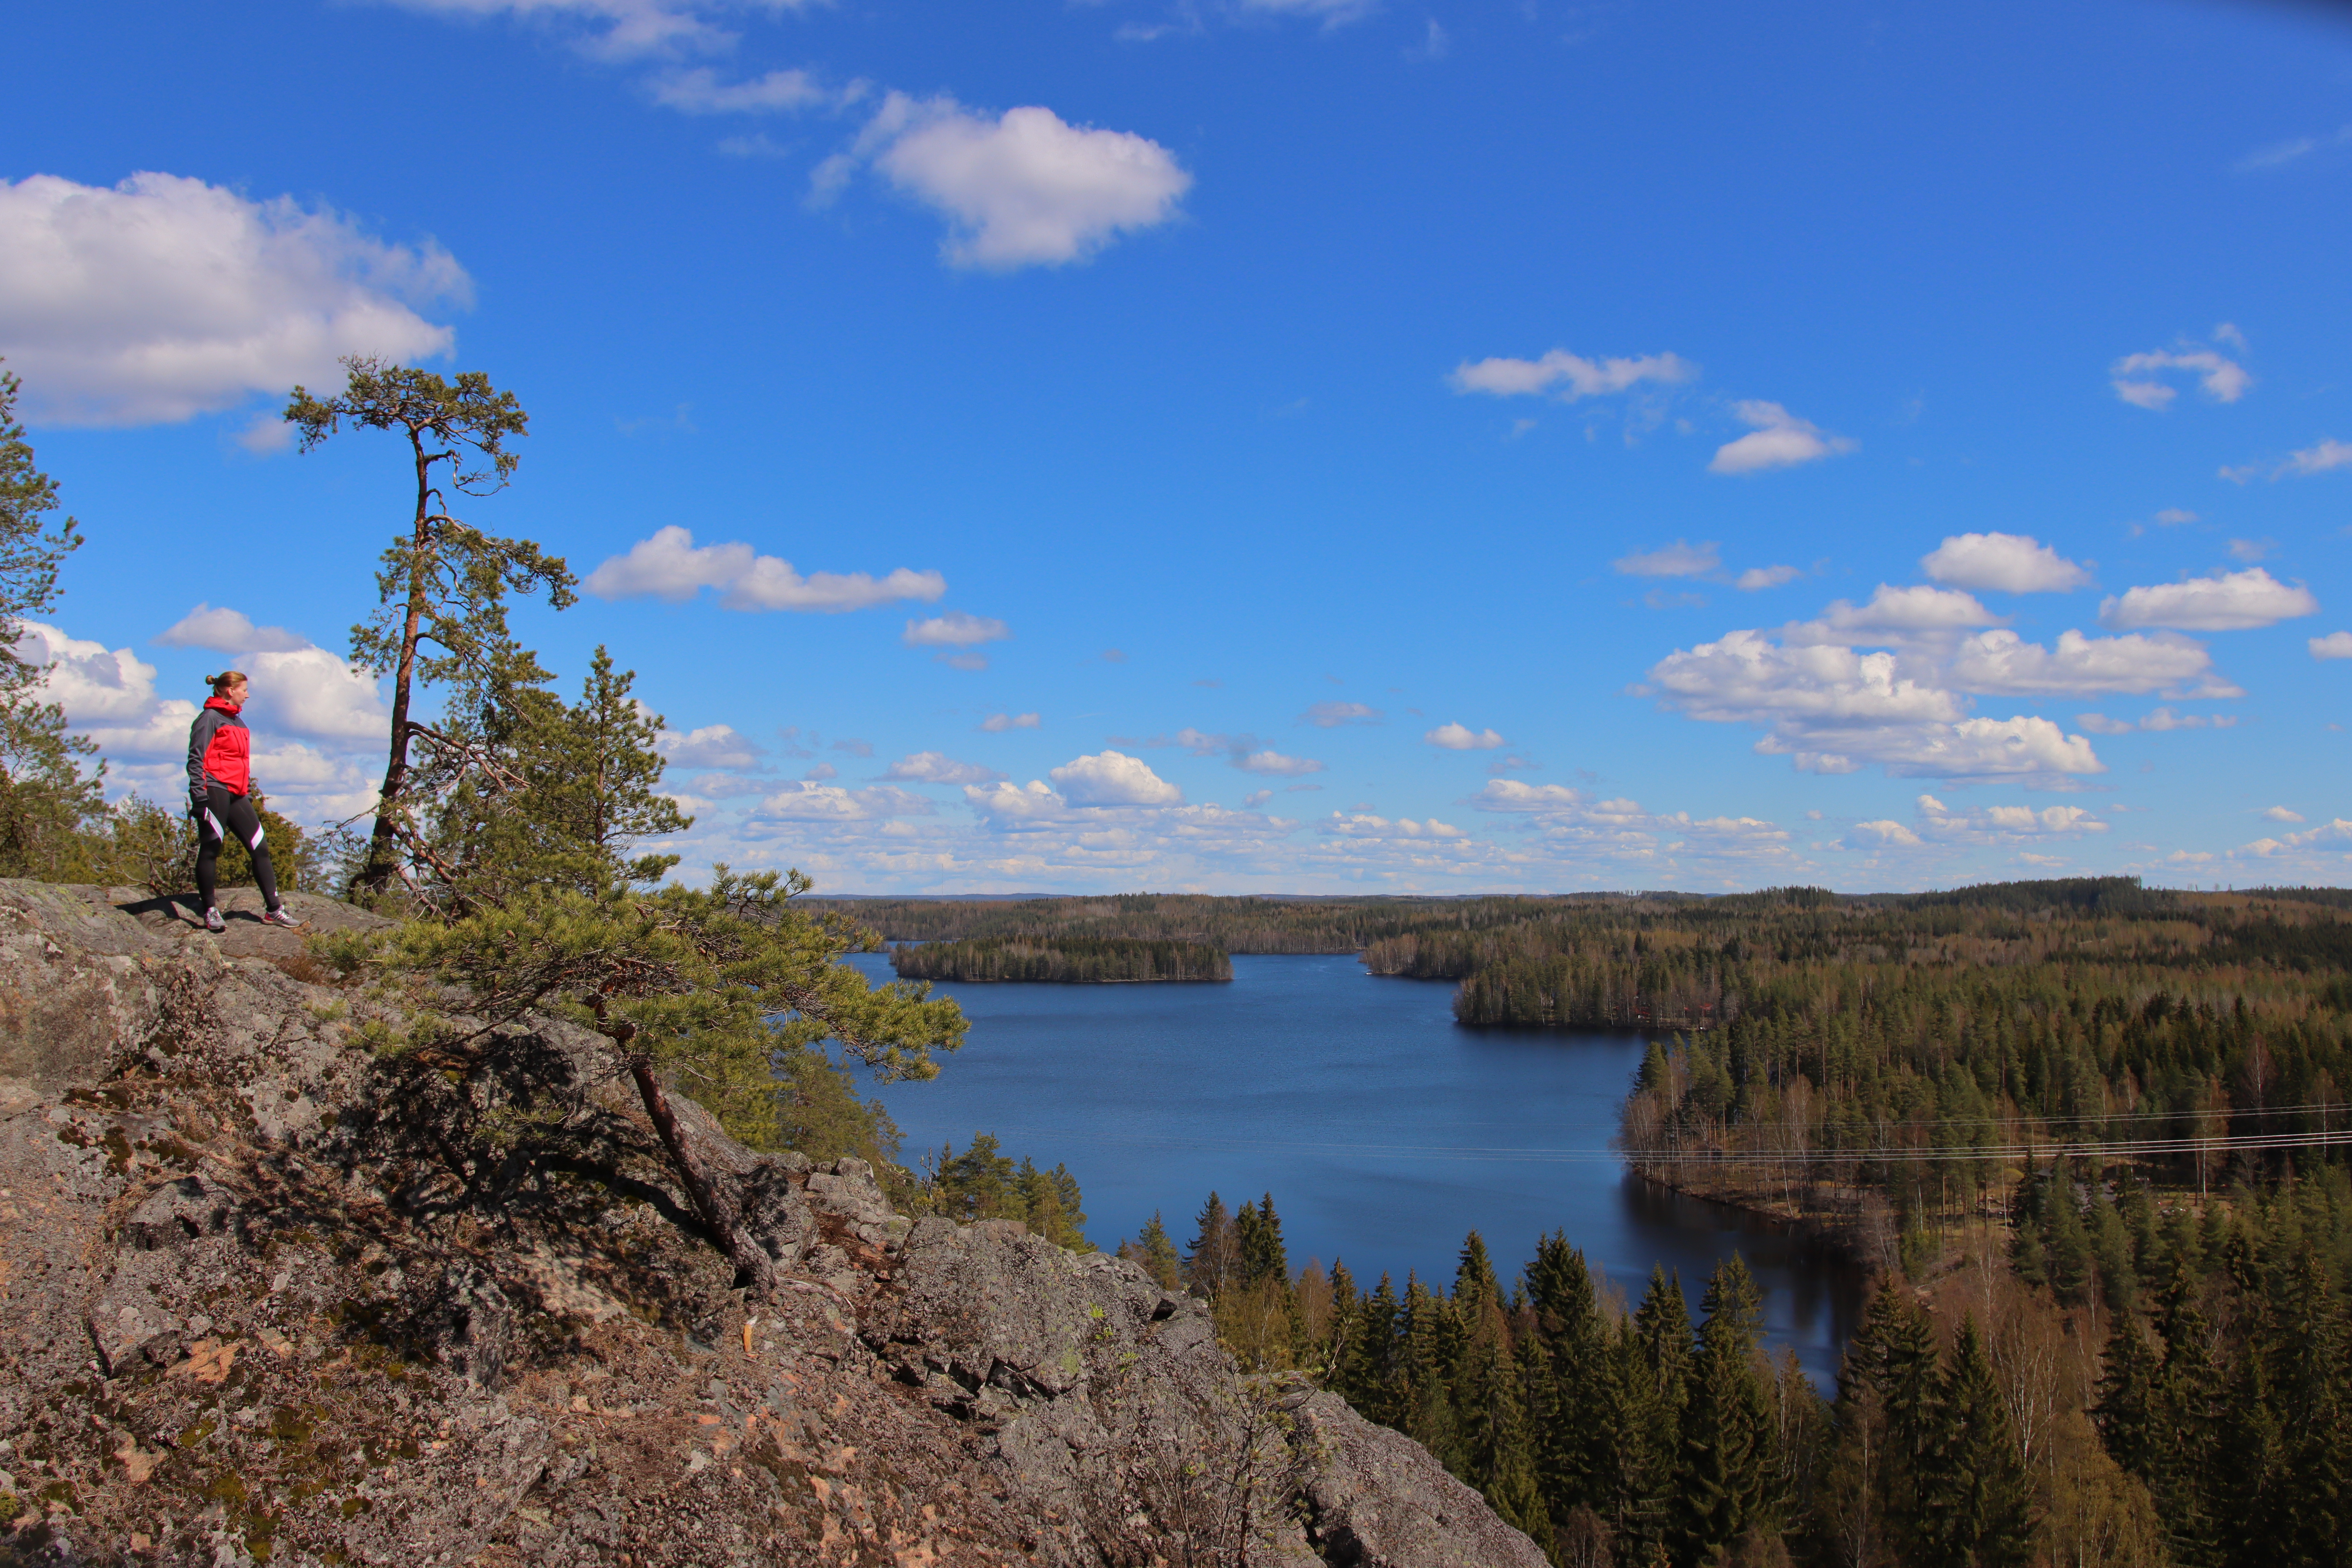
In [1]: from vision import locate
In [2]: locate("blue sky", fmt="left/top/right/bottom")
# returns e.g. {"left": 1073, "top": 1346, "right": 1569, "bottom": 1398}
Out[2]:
{"left": 6, "top": 0, "right": 2352, "bottom": 892}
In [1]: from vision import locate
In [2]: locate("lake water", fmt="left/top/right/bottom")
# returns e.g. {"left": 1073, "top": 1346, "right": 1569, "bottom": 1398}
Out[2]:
{"left": 846, "top": 952, "right": 1863, "bottom": 1388}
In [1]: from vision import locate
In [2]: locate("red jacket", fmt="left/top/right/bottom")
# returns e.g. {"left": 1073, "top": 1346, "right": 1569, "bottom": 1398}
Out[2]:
{"left": 187, "top": 697, "right": 251, "bottom": 796}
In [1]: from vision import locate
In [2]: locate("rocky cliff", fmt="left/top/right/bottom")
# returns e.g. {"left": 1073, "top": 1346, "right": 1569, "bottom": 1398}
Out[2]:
{"left": 0, "top": 881, "right": 1545, "bottom": 1568}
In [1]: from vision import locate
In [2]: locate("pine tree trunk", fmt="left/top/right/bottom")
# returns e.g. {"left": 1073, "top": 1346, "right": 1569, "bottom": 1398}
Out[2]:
{"left": 627, "top": 1059, "right": 777, "bottom": 1297}
{"left": 358, "top": 430, "right": 435, "bottom": 896}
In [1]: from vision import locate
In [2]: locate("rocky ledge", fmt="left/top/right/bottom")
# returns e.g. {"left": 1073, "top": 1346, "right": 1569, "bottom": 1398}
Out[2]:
{"left": 0, "top": 880, "right": 1544, "bottom": 1568}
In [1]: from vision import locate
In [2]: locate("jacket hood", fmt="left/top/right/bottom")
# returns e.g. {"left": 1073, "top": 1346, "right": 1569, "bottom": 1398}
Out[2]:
{"left": 202, "top": 695, "right": 243, "bottom": 716}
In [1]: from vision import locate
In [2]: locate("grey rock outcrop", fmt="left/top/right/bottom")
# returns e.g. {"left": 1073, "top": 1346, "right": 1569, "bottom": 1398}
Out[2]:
{"left": 0, "top": 880, "right": 1545, "bottom": 1568}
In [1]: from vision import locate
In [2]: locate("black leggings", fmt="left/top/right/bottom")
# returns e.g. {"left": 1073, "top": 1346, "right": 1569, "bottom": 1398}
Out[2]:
{"left": 195, "top": 785, "right": 280, "bottom": 912}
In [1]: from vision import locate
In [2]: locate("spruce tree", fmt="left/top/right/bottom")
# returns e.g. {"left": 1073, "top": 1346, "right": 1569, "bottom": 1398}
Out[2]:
{"left": 1402, "top": 1272, "right": 1466, "bottom": 1473}
{"left": 1837, "top": 1274, "right": 1941, "bottom": 1562}
{"left": 2262, "top": 1246, "right": 2351, "bottom": 1568}
{"left": 1125, "top": 1211, "right": 1183, "bottom": 1290}
{"left": 1674, "top": 1255, "right": 1777, "bottom": 1565}
{"left": 1528, "top": 1231, "right": 1612, "bottom": 1521}
{"left": 1616, "top": 1268, "right": 1695, "bottom": 1563}
{"left": 1342, "top": 1273, "right": 1404, "bottom": 1427}
{"left": 1185, "top": 1192, "right": 1238, "bottom": 1300}
{"left": 1924, "top": 1315, "right": 2033, "bottom": 1568}
{"left": 1240, "top": 1193, "right": 1291, "bottom": 1285}
{"left": 1454, "top": 1230, "right": 1503, "bottom": 1321}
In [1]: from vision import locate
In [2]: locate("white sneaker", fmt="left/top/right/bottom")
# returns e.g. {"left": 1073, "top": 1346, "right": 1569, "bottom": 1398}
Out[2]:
{"left": 203, "top": 907, "right": 225, "bottom": 933}
{"left": 260, "top": 908, "right": 302, "bottom": 930}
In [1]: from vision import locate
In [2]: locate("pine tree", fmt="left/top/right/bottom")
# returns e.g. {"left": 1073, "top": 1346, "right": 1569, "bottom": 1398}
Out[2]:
{"left": 284, "top": 357, "right": 575, "bottom": 897}
{"left": 0, "top": 361, "right": 102, "bottom": 877}
{"left": 932, "top": 1133, "right": 1020, "bottom": 1221}
{"left": 362, "top": 866, "right": 966, "bottom": 1295}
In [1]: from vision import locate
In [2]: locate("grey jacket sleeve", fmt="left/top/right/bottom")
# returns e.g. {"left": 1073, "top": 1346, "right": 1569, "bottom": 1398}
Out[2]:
{"left": 187, "top": 709, "right": 220, "bottom": 799}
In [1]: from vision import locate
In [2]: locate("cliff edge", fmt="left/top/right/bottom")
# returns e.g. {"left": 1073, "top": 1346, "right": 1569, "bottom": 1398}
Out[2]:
{"left": 0, "top": 880, "right": 1544, "bottom": 1568}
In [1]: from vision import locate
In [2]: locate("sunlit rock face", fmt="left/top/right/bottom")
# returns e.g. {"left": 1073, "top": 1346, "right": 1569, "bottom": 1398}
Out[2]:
{"left": 0, "top": 879, "right": 1543, "bottom": 1568}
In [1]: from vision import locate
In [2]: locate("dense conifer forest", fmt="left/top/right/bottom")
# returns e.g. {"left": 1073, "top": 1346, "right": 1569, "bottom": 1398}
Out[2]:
{"left": 887, "top": 935, "right": 1231, "bottom": 983}
{"left": 1112, "top": 1167, "right": 2351, "bottom": 1568}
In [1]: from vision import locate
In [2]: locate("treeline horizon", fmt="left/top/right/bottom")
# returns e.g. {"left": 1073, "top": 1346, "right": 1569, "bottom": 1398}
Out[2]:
{"left": 887, "top": 934, "right": 1232, "bottom": 984}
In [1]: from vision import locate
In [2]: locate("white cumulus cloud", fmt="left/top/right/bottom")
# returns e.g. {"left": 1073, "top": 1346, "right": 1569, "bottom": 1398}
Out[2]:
{"left": 17, "top": 622, "right": 170, "bottom": 728}
{"left": 1947, "top": 629, "right": 2235, "bottom": 698}
{"left": 2099, "top": 568, "right": 2319, "bottom": 631}
{"left": 1614, "top": 541, "right": 1720, "bottom": 578}
{"left": 1920, "top": 532, "right": 2091, "bottom": 594}
{"left": 828, "top": 94, "right": 1192, "bottom": 270}
{"left": 1048, "top": 750, "right": 1183, "bottom": 806}
{"left": 1709, "top": 400, "right": 1856, "bottom": 475}
{"left": 1736, "top": 565, "right": 1800, "bottom": 591}
{"left": 239, "top": 648, "right": 392, "bottom": 741}
{"left": 963, "top": 779, "right": 1067, "bottom": 822}
{"left": 1300, "top": 701, "right": 1381, "bottom": 728}
{"left": 1425, "top": 722, "right": 1506, "bottom": 751}
{"left": 659, "top": 723, "right": 766, "bottom": 769}
{"left": 382, "top": 0, "right": 792, "bottom": 59}
{"left": 2311, "top": 632, "right": 2352, "bottom": 660}
{"left": 2237, "top": 819, "right": 2352, "bottom": 860}
{"left": 753, "top": 781, "right": 933, "bottom": 821}
{"left": 0, "top": 172, "right": 469, "bottom": 427}
{"left": 1233, "top": 749, "right": 1324, "bottom": 777}
{"left": 1914, "top": 793, "right": 2110, "bottom": 842}
{"left": 1319, "top": 812, "right": 1467, "bottom": 840}
{"left": 979, "top": 711, "right": 1041, "bottom": 731}
{"left": 651, "top": 67, "right": 838, "bottom": 114}
{"left": 881, "top": 751, "right": 1006, "bottom": 786}
{"left": 583, "top": 526, "right": 945, "bottom": 612}
{"left": 1644, "top": 626, "right": 2107, "bottom": 783}
{"left": 2111, "top": 344, "right": 2252, "bottom": 410}
{"left": 2273, "top": 438, "right": 2352, "bottom": 479}
{"left": 903, "top": 611, "right": 1011, "bottom": 648}
{"left": 153, "top": 603, "right": 311, "bottom": 654}
{"left": 1448, "top": 348, "right": 1698, "bottom": 400}
{"left": 1787, "top": 585, "right": 2001, "bottom": 645}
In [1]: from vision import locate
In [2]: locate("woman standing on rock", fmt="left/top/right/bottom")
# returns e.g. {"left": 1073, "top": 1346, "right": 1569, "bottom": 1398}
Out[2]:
{"left": 186, "top": 670, "right": 301, "bottom": 934}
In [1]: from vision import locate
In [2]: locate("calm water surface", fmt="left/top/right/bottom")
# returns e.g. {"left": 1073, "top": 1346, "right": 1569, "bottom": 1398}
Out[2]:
{"left": 847, "top": 952, "right": 1862, "bottom": 1387}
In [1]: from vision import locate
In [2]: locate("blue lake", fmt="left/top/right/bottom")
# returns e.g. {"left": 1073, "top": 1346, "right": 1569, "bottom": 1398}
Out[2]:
{"left": 846, "top": 952, "right": 1863, "bottom": 1388}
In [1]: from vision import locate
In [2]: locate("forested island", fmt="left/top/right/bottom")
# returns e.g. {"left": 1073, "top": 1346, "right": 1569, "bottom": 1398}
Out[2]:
{"left": 888, "top": 934, "right": 1232, "bottom": 983}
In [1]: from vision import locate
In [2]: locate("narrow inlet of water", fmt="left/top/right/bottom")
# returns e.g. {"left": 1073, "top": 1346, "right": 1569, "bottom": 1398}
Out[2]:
{"left": 846, "top": 952, "right": 1863, "bottom": 1387}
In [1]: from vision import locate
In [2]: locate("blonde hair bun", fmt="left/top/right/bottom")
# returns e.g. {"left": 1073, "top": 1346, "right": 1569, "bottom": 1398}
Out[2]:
{"left": 204, "top": 670, "right": 249, "bottom": 693}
